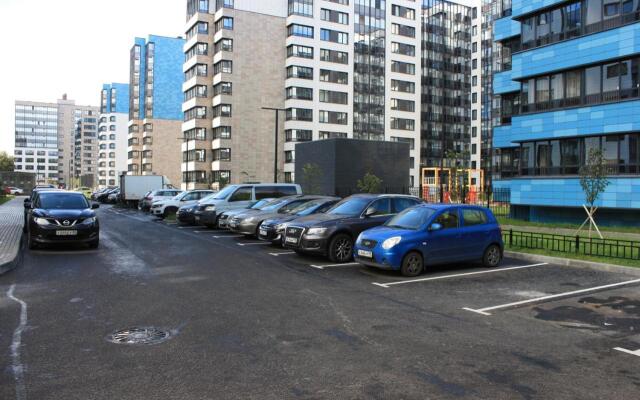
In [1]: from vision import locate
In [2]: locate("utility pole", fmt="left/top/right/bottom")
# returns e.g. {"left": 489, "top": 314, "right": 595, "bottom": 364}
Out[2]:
{"left": 261, "top": 107, "right": 286, "bottom": 183}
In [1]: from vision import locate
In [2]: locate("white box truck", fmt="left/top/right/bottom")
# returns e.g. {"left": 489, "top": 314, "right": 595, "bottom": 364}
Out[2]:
{"left": 119, "top": 175, "right": 173, "bottom": 207}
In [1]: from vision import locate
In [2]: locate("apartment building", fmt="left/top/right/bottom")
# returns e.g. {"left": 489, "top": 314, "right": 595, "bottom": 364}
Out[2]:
{"left": 127, "top": 35, "right": 185, "bottom": 187}
{"left": 492, "top": 0, "right": 640, "bottom": 224}
{"left": 14, "top": 96, "right": 98, "bottom": 188}
{"left": 98, "top": 83, "right": 129, "bottom": 188}
{"left": 183, "top": 0, "right": 422, "bottom": 188}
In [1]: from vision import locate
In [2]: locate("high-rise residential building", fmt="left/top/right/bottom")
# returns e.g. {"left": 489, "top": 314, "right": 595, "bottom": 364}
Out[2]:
{"left": 492, "top": 0, "right": 640, "bottom": 223}
{"left": 14, "top": 95, "right": 98, "bottom": 188}
{"left": 127, "top": 35, "right": 185, "bottom": 187}
{"left": 98, "top": 83, "right": 130, "bottom": 188}
{"left": 183, "top": 0, "right": 423, "bottom": 189}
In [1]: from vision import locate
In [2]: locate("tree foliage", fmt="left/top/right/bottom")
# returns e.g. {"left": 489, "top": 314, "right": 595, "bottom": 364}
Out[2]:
{"left": 357, "top": 172, "right": 383, "bottom": 194}
{"left": 579, "top": 148, "right": 609, "bottom": 207}
{"left": 0, "top": 151, "right": 14, "bottom": 171}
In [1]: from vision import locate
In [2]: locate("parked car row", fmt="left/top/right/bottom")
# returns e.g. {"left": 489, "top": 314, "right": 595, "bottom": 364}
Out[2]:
{"left": 137, "top": 183, "right": 504, "bottom": 277}
{"left": 91, "top": 187, "right": 120, "bottom": 203}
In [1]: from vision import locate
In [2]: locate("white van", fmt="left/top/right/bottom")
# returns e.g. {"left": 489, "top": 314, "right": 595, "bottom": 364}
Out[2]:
{"left": 194, "top": 183, "right": 302, "bottom": 227}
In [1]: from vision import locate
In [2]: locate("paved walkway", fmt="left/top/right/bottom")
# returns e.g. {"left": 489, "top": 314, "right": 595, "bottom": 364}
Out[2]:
{"left": 0, "top": 196, "right": 25, "bottom": 274}
{"left": 502, "top": 224, "right": 640, "bottom": 242}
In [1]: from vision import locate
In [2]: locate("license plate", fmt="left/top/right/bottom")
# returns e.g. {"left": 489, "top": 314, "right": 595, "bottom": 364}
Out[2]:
{"left": 56, "top": 230, "right": 77, "bottom": 236}
{"left": 195, "top": 216, "right": 200, "bottom": 222}
{"left": 285, "top": 236, "right": 298, "bottom": 244}
{"left": 259, "top": 229, "right": 267, "bottom": 236}
{"left": 357, "top": 250, "right": 373, "bottom": 258}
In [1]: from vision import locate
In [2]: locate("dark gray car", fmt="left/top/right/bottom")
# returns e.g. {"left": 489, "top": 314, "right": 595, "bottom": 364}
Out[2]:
{"left": 228, "top": 195, "right": 325, "bottom": 237}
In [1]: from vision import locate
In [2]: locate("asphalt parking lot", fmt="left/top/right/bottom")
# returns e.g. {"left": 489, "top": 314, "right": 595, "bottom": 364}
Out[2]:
{"left": 1, "top": 205, "right": 639, "bottom": 399}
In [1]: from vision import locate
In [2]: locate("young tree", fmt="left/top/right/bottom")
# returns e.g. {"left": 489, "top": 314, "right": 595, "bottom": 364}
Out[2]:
{"left": 301, "top": 163, "right": 323, "bottom": 195}
{"left": 578, "top": 148, "right": 610, "bottom": 238}
{"left": 0, "top": 151, "right": 14, "bottom": 171}
{"left": 357, "top": 172, "right": 383, "bottom": 194}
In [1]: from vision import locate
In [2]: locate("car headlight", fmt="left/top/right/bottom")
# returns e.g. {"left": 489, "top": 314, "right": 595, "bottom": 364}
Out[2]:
{"left": 382, "top": 236, "right": 402, "bottom": 250}
{"left": 306, "top": 227, "right": 327, "bottom": 236}
{"left": 204, "top": 205, "right": 216, "bottom": 212}
{"left": 34, "top": 217, "right": 51, "bottom": 226}
{"left": 275, "top": 223, "right": 285, "bottom": 232}
{"left": 81, "top": 217, "right": 96, "bottom": 225}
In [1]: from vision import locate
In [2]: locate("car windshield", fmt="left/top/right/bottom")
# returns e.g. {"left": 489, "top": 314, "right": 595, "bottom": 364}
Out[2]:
{"left": 173, "top": 192, "right": 189, "bottom": 200}
{"left": 260, "top": 198, "right": 290, "bottom": 211}
{"left": 326, "top": 197, "right": 371, "bottom": 216}
{"left": 211, "top": 185, "right": 236, "bottom": 200}
{"left": 290, "top": 200, "right": 323, "bottom": 216}
{"left": 250, "top": 199, "right": 274, "bottom": 209}
{"left": 385, "top": 207, "right": 436, "bottom": 230}
{"left": 39, "top": 193, "right": 90, "bottom": 210}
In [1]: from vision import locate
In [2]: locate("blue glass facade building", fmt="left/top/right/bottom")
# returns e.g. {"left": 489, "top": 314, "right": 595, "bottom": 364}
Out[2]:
{"left": 492, "top": 0, "right": 640, "bottom": 225}
{"left": 100, "top": 83, "right": 129, "bottom": 114}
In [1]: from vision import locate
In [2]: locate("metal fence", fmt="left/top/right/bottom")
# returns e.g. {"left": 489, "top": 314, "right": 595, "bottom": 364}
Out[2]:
{"left": 415, "top": 186, "right": 512, "bottom": 218}
{"left": 503, "top": 229, "right": 640, "bottom": 261}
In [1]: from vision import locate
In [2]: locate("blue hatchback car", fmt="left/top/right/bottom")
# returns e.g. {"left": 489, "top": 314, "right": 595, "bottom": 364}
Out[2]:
{"left": 354, "top": 204, "right": 503, "bottom": 277}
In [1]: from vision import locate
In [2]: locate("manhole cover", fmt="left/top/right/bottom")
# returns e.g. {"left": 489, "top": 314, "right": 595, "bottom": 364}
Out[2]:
{"left": 106, "top": 327, "right": 171, "bottom": 345}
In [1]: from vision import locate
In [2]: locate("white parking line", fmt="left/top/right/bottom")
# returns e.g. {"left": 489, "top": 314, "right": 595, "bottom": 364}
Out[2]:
{"left": 372, "top": 263, "right": 549, "bottom": 288}
{"left": 193, "top": 230, "right": 212, "bottom": 233}
{"left": 269, "top": 251, "right": 296, "bottom": 256}
{"left": 212, "top": 234, "right": 244, "bottom": 238}
{"left": 310, "top": 262, "right": 360, "bottom": 270}
{"left": 177, "top": 226, "right": 200, "bottom": 229}
{"left": 614, "top": 347, "right": 640, "bottom": 357}
{"left": 237, "top": 242, "right": 271, "bottom": 246}
{"left": 463, "top": 278, "right": 640, "bottom": 316}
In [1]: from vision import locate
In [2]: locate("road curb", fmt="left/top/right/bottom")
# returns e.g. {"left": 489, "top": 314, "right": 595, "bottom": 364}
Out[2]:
{"left": 0, "top": 233, "right": 24, "bottom": 276}
{"left": 505, "top": 251, "right": 640, "bottom": 277}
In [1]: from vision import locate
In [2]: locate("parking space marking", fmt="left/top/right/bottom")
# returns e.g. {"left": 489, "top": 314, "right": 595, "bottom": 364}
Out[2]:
{"left": 212, "top": 234, "right": 244, "bottom": 238}
{"left": 310, "top": 262, "right": 360, "bottom": 270}
{"left": 269, "top": 251, "right": 296, "bottom": 256}
{"left": 462, "top": 278, "right": 640, "bottom": 316}
{"left": 372, "top": 263, "right": 549, "bottom": 288}
{"left": 237, "top": 242, "right": 271, "bottom": 246}
{"left": 193, "top": 230, "right": 212, "bottom": 233}
{"left": 177, "top": 226, "right": 200, "bottom": 229}
{"left": 614, "top": 347, "right": 640, "bottom": 357}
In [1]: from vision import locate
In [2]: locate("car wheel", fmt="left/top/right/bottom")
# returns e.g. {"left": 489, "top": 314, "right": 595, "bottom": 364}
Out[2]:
{"left": 328, "top": 233, "right": 353, "bottom": 263}
{"left": 400, "top": 251, "right": 424, "bottom": 277}
{"left": 483, "top": 244, "right": 502, "bottom": 268}
{"left": 163, "top": 207, "right": 177, "bottom": 218}
{"left": 89, "top": 238, "right": 99, "bottom": 249}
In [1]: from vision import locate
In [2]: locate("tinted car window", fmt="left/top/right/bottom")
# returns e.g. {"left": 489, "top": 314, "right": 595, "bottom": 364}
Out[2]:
{"left": 434, "top": 210, "right": 459, "bottom": 230}
{"left": 279, "top": 200, "right": 308, "bottom": 213}
{"left": 255, "top": 186, "right": 278, "bottom": 200}
{"left": 229, "top": 186, "right": 252, "bottom": 202}
{"left": 327, "top": 197, "right": 372, "bottom": 216}
{"left": 278, "top": 186, "right": 298, "bottom": 196}
{"left": 386, "top": 207, "right": 436, "bottom": 230}
{"left": 462, "top": 209, "right": 488, "bottom": 226}
{"left": 368, "top": 198, "right": 392, "bottom": 216}
{"left": 38, "top": 193, "right": 89, "bottom": 210}
{"left": 394, "top": 197, "right": 420, "bottom": 213}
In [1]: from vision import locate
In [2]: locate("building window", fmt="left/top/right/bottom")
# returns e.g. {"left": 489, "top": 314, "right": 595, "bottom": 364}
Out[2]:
{"left": 284, "top": 172, "right": 293, "bottom": 183}
{"left": 286, "top": 65, "right": 313, "bottom": 79}
{"left": 285, "top": 150, "right": 295, "bottom": 163}
{"left": 321, "top": 8, "right": 348, "bottom": 24}
{"left": 212, "top": 148, "right": 231, "bottom": 161}
{"left": 391, "top": 60, "right": 415, "bottom": 75}
{"left": 320, "top": 48, "right": 348, "bottom": 64}
{"left": 286, "top": 108, "right": 313, "bottom": 121}
{"left": 286, "top": 86, "right": 313, "bottom": 100}
{"left": 287, "top": 23, "right": 314, "bottom": 38}
{"left": 285, "top": 129, "right": 312, "bottom": 142}
{"left": 212, "top": 104, "right": 232, "bottom": 118}
{"left": 392, "top": 4, "right": 415, "bottom": 19}
{"left": 185, "top": 127, "right": 208, "bottom": 141}
{"left": 214, "top": 60, "right": 233, "bottom": 74}
{"left": 319, "top": 131, "right": 347, "bottom": 139}
{"left": 214, "top": 38, "right": 233, "bottom": 53}
{"left": 184, "top": 64, "right": 208, "bottom": 81}
{"left": 390, "top": 98, "right": 415, "bottom": 112}
{"left": 390, "top": 79, "right": 415, "bottom": 93}
{"left": 319, "top": 110, "right": 348, "bottom": 125}
{"left": 215, "top": 0, "right": 233, "bottom": 10}
{"left": 391, "top": 23, "right": 415, "bottom": 38}
{"left": 320, "top": 28, "right": 348, "bottom": 44}
{"left": 186, "top": 21, "right": 209, "bottom": 39}
{"left": 319, "top": 69, "right": 348, "bottom": 84}
{"left": 213, "top": 126, "right": 231, "bottom": 140}
{"left": 184, "top": 85, "right": 208, "bottom": 101}
{"left": 390, "top": 117, "right": 415, "bottom": 131}
{"left": 391, "top": 42, "right": 415, "bottom": 57}
{"left": 215, "top": 16, "right": 233, "bottom": 31}
{"left": 184, "top": 106, "right": 207, "bottom": 121}
{"left": 185, "top": 42, "right": 208, "bottom": 61}
{"left": 319, "top": 89, "right": 348, "bottom": 104}
{"left": 391, "top": 136, "right": 415, "bottom": 150}
{"left": 213, "top": 81, "right": 232, "bottom": 96}
{"left": 211, "top": 170, "right": 231, "bottom": 183}
{"left": 288, "top": 0, "right": 313, "bottom": 17}
{"left": 287, "top": 44, "right": 313, "bottom": 59}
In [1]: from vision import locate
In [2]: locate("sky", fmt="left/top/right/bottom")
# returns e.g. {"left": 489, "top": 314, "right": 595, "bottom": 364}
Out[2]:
{"left": 0, "top": 0, "right": 184, "bottom": 154}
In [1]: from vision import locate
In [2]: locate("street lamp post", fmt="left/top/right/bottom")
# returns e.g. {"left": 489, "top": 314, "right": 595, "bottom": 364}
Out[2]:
{"left": 261, "top": 107, "right": 286, "bottom": 183}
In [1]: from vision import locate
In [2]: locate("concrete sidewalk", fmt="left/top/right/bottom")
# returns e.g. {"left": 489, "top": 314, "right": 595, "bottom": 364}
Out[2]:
{"left": 0, "top": 196, "right": 24, "bottom": 274}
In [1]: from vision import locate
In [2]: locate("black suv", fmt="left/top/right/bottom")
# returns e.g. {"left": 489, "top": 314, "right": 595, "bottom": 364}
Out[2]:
{"left": 283, "top": 194, "right": 422, "bottom": 262}
{"left": 25, "top": 190, "right": 100, "bottom": 249}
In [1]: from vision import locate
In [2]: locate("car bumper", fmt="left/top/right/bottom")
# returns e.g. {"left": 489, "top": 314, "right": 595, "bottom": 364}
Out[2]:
{"left": 151, "top": 207, "right": 164, "bottom": 215}
{"left": 31, "top": 226, "right": 99, "bottom": 244}
{"left": 283, "top": 235, "right": 328, "bottom": 255}
{"left": 353, "top": 246, "right": 403, "bottom": 270}
{"left": 197, "top": 211, "right": 218, "bottom": 226}
{"left": 177, "top": 212, "right": 195, "bottom": 224}
{"left": 229, "top": 221, "right": 259, "bottom": 235}
{"left": 257, "top": 227, "right": 282, "bottom": 243}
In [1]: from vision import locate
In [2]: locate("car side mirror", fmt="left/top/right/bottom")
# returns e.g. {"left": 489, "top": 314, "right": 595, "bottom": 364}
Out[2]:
{"left": 364, "top": 207, "right": 377, "bottom": 217}
{"left": 428, "top": 223, "right": 442, "bottom": 232}
{"left": 91, "top": 203, "right": 100, "bottom": 209}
